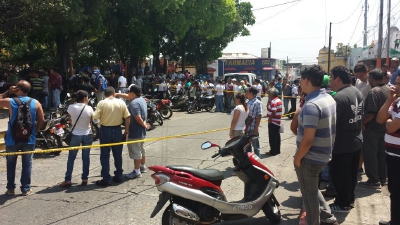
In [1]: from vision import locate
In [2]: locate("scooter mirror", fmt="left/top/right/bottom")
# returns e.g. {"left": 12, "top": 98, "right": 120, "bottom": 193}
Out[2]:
{"left": 67, "top": 93, "right": 71, "bottom": 98}
{"left": 201, "top": 141, "right": 212, "bottom": 150}
{"left": 91, "top": 92, "right": 94, "bottom": 96}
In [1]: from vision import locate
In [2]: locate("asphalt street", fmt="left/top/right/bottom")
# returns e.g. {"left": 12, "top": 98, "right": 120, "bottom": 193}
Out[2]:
{"left": 0, "top": 99, "right": 391, "bottom": 225}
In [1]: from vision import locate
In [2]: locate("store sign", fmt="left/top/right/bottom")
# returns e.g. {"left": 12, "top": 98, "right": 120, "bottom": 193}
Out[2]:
{"left": 225, "top": 59, "right": 255, "bottom": 66}
{"left": 262, "top": 59, "right": 271, "bottom": 65}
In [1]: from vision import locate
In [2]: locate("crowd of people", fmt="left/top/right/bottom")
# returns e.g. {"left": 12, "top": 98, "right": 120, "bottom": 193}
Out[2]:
{"left": 1, "top": 60, "right": 399, "bottom": 224}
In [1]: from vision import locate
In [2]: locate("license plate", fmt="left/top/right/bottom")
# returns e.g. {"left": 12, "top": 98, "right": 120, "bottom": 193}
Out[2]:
{"left": 55, "top": 128, "right": 64, "bottom": 136}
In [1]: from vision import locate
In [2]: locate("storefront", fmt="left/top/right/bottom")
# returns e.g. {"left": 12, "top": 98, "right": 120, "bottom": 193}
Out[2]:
{"left": 218, "top": 58, "right": 279, "bottom": 81}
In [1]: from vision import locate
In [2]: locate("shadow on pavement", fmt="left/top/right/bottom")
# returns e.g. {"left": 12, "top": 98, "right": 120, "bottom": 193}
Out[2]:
{"left": 280, "top": 181, "right": 300, "bottom": 192}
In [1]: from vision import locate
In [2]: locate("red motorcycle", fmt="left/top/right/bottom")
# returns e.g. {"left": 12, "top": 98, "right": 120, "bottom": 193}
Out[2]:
{"left": 149, "top": 134, "right": 281, "bottom": 224}
{"left": 155, "top": 99, "right": 173, "bottom": 119}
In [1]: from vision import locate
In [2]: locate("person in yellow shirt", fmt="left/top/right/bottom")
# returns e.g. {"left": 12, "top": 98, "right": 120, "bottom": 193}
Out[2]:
{"left": 93, "top": 87, "right": 130, "bottom": 186}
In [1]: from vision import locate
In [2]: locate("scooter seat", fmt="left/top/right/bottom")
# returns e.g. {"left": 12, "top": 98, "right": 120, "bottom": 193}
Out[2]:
{"left": 167, "top": 165, "right": 224, "bottom": 181}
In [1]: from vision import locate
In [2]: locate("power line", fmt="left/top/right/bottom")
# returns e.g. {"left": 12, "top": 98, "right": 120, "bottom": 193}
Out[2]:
{"left": 252, "top": 0, "right": 301, "bottom": 11}
{"left": 348, "top": 7, "right": 364, "bottom": 45}
{"left": 332, "top": 0, "right": 364, "bottom": 24}
{"left": 254, "top": 0, "right": 304, "bottom": 26}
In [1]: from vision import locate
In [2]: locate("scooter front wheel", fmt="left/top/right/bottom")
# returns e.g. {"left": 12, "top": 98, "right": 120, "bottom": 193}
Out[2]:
{"left": 162, "top": 205, "right": 194, "bottom": 225}
{"left": 262, "top": 194, "right": 281, "bottom": 223}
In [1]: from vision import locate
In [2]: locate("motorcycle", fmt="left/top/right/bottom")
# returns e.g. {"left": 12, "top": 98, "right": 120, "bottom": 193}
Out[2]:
{"left": 155, "top": 99, "right": 173, "bottom": 119}
{"left": 186, "top": 93, "right": 215, "bottom": 113}
{"left": 35, "top": 115, "right": 68, "bottom": 155}
{"left": 170, "top": 93, "right": 188, "bottom": 111}
{"left": 148, "top": 119, "right": 281, "bottom": 224}
{"left": 146, "top": 99, "right": 163, "bottom": 130}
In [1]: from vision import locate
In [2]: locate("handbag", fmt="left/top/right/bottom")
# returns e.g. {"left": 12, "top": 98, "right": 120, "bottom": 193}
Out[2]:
{"left": 64, "top": 105, "right": 86, "bottom": 146}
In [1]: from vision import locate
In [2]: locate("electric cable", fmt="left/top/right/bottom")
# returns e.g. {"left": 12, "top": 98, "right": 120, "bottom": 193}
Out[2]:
{"left": 252, "top": 0, "right": 301, "bottom": 11}
{"left": 348, "top": 8, "right": 364, "bottom": 45}
{"left": 332, "top": 0, "right": 364, "bottom": 24}
{"left": 254, "top": 0, "right": 303, "bottom": 25}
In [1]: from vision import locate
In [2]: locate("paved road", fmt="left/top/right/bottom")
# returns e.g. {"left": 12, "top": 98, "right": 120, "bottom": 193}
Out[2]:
{"left": 0, "top": 100, "right": 391, "bottom": 225}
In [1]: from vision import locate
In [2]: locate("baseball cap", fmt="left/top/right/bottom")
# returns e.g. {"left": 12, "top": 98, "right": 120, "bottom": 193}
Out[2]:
{"left": 94, "top": 69, "right": 100, "bottom": 74}
{"left": 232, "top": 78, "right": 237, "bottom": 81}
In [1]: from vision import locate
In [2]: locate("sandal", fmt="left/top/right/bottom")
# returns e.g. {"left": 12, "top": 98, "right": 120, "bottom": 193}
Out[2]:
{"left": 60, "top": 181, "right": 72, "bottom": 188}
{"left": 81, "top": 180, "right": 88, "bottom": 186}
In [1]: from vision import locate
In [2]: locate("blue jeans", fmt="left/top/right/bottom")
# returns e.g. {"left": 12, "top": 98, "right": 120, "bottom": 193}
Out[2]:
{"left": 283, "top": 97, "right": 290, "bottom": 114}
{"left": 43, "top": 91, "right": 49, "bottom": 109}
{"left": 226, "top": 96, "right": 233, "bottom": 111}
{"left": 65, "top": 134, "right": 93, "bottom": 182}
{"left": 99, "top": 126, "right": 123, "bottom": 182}
{"left": 215, "top": 95, "right": 224, "bottom": 112}
{"left": 6, "top": 143, "right": 35, "bottom": 192}
{"left": 246, "top": 130, "right": 260, "bottom": 157}
{"left": 52, "top": 88, "right": 61, "bottom": 109}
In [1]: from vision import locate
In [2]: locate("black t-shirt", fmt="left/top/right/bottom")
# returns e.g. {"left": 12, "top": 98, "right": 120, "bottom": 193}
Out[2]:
{"left": 333, "top": 85, "right": 363, "bottom": 154}
{"left": 364, "top": 84, "right": 389, "bottom": 133}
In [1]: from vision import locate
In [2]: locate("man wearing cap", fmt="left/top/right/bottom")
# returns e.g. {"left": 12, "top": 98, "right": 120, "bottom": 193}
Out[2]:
{"left": 94, "top": 67, "right": 106, "bottom": 101}
{"left": 390, "top": 58, "right": 400, "bottom": 86}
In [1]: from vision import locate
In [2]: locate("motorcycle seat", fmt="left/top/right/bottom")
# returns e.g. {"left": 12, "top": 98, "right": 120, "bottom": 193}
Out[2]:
{"left": 167, "top": 165, "right": 224, "bottom": 181}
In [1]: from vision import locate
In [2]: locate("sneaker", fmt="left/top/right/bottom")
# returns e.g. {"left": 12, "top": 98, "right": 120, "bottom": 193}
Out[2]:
{"left": 21, "top": 190, "right": 32, "bottom": 196}
{"left": 5, "top": 189, "right": 15, "bottom": 196}
{"left": 321, "top": 189, "right": 337, "bottom": 198}
{"left": 358, "top": 168, "right": 364, "bottom": 174}
{"left": 125, "top": 171, "right": 142, "bottom": 179}
{"left": 359, "top": 181, "right": 381, "bottom": 189}
{"left": 329, "top": 204, "right": 351, "bottom": 213}
{"left": 379, "top": 221, "right": 391, "bottom": 225}
{"left": 140, "top": 165, "right": 147, "bottom": 173}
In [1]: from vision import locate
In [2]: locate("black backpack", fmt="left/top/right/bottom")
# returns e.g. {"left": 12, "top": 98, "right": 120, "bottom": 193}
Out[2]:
{"left": 11, "top": 97, "right": 34, "bottom": 143}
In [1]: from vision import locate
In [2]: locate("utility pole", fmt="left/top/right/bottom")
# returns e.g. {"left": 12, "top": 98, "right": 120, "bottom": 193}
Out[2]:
{"left": 268, "top": 42, "right": 271, "bottom": 58}
{"left": 363, "top": 0, "right": 368, "bottom": 47}
{"left": 286, "top": 56, "right": 289, "bottom": 80}
{"left": 328, "top": 22, "right": 332, "bottom": 73}
{"left": 386, "top": 0, "right": 391, "bottom": 66}
{"left": 377, "top": 0, "right": 384, "bottom": 68}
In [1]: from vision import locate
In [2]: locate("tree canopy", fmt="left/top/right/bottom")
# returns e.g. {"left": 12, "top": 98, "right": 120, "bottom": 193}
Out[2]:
{"left": 0, "top": 0, "right": 255, "bottom": 75}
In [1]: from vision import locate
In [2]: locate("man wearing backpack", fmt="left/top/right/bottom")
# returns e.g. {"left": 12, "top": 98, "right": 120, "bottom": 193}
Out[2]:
{"left": 94, "top": 68, "right": 107, "bottom": 101}
{"left": 0, "top": 81, "right": 45, "bottom": 196}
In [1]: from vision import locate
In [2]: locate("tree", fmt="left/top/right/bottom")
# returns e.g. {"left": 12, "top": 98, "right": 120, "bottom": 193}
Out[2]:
{"left": 335, "top": 43, "right": 352, "bottom": 57}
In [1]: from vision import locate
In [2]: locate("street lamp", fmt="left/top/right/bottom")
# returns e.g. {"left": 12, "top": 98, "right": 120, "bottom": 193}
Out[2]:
{"left": 69, "top": 49, "right": 75, "bottom": 77}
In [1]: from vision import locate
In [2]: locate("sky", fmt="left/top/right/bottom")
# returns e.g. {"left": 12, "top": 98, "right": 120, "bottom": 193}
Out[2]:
{"left": 223, "top": 0, "right": 400, "bottom": 64}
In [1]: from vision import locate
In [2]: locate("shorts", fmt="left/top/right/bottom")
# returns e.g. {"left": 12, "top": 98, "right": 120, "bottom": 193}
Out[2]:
{"left": 127, "top": 138, "right": 146, "bottom": 160}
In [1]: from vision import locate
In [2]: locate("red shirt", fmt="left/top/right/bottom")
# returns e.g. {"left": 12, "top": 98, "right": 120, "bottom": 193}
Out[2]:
{"left": 267, "top": 97, "right": 282, "bottom": 126}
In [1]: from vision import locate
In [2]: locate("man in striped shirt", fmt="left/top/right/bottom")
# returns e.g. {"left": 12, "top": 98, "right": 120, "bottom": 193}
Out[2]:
{"left": 376, "top": 75, "right": 400, "bottom": 225}
{"left": 294, "top": 65, "right": 337, "bottom": 225}
{"left": 266, "top": 88, "right": 282, "bottom": 156}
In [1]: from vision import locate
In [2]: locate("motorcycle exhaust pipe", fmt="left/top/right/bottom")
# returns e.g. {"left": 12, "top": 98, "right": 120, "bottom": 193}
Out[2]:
{"left": 171, "top": 203, "right": 200, "bottom": 223}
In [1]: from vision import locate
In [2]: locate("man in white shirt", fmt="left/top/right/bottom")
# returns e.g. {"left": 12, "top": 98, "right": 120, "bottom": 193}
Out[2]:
{"left": 136, "top": 75, "right": 143, "bottom": 90}
{"left": 354, "top": 64, "right": 371, "bottom": 98}
{"left": 131, "top": 74, "right": 136, "bottom": 85}
{"left": 118, "top": 72, "right": 127, "bottom": 93}
{"left": 215, "top": 79, "right": 225, "bottom": 112}
{"left": 253, "top": 79, "right": 262, "bottom": 101}
{"left": 177, "top": 72, "right": 185, "bottom": 79}
{"left": 171, "top": 72, "right": 177, "bottom": 80}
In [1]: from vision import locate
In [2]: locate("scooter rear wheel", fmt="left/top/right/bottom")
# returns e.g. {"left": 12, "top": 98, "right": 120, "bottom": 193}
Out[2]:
{"left": 262, "top": 194, "right": 281, "bottom": 223}
{"left": 162, "top": 205, "right": 194, "bottom": 225}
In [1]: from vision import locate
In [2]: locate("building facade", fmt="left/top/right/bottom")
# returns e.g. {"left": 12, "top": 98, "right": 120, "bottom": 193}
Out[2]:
{"left": 317, "top": 47, "right": 347, "bottom": 72}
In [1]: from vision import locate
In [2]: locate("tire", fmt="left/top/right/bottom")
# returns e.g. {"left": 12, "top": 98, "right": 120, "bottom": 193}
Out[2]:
{"left": 156, "top": 113, "right": 164, "bottom": 126}
{"left": 187, "top": 104, "right": 195, "bottom": 114}
{"left": 263, "top": 195, "right": 281, "bottom": 223}
{"left": 204, "top": 105, "right": 213, "bottom": 112}
{"left": 91, "top": 122, "right": 99, "bottom": 140}
{"left": 160, "top": 106, "right": 173, "bottom": 119}
{"left": 161, "top": 205, "right": 194, "bottom": 225}
{"left": 44, "top": 132, "right": 63, "bottom": 155}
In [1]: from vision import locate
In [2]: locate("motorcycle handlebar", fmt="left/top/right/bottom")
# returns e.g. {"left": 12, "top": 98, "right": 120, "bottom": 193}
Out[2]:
{"left": 211, "top": 152, "right": 220, "bottom": 158}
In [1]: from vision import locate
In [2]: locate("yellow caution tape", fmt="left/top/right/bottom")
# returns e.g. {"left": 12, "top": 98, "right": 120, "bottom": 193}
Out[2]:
{"left": 0, "top": 112, "right": 295, "bottom": 156}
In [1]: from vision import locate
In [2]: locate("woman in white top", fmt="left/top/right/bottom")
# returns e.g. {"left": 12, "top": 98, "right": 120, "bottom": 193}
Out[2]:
{"left": 230, "top": 93, "right": 249, "bottom": 138}
{"left": 60, "top": 90, "right": 94, "bottom": 187}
